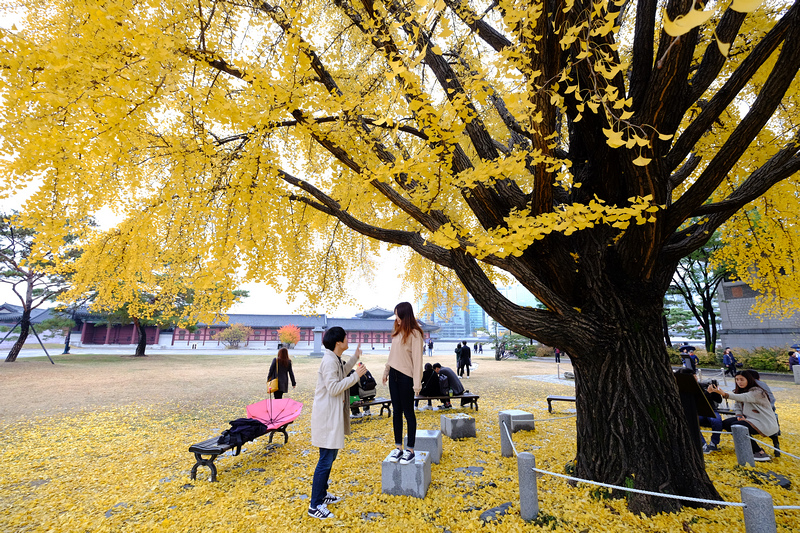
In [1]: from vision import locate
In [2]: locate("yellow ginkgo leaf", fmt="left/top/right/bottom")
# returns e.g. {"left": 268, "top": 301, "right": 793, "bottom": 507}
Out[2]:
{"left": 632, "top": 155, "right": 652, "bottom": 166}
{"left": 603, "top": 127, "right": 625, "bottom": 148}
{"left": 731, "top": 0, "right": 765, "bottom": 12}
{"left": 658, "top": 132, "right": 674, "bottom": 140}
{"left": 663, "top": 5, "right": 716, "bottom": 37}
{"left": 716, "top": 33, "right": 731, "bottom": 57}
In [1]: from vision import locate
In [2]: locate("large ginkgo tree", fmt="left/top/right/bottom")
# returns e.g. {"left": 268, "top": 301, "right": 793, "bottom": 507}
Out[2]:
{"left": 1, "top": 0, "right": 799, "bottom": 513}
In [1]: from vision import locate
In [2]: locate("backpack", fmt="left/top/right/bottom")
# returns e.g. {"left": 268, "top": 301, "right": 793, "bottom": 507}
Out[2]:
{"left": 359, "top": 370, "right": 377, "bottom": 399}
{"left": 438, "top": 373, "right": 450, "bottom": 395}
{"left": 217, "top": 418, "right": 269, "bottom": 448}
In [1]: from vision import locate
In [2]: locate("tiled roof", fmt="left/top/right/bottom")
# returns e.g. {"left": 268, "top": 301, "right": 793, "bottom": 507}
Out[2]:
{"left": 203, "top": 314, "right": 327, "bottom": 328}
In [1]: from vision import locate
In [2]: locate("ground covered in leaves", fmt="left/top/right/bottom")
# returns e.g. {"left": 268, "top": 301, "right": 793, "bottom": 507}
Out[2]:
{"left": 1, "top": 352, "right": 799, "bottom": 532}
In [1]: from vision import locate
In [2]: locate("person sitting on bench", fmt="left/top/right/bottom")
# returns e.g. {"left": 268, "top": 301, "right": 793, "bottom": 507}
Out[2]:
{"left": 349, "top": 367, "right": 378, "bottom": 419}
{"left": 433, "top": 363, "right": 464, "bottom": 409}
{"left": 708, "top": 372, "right": 779, "bottom": 462}
{"left": 415, "top": 363, "right": 439, "bottom": 410}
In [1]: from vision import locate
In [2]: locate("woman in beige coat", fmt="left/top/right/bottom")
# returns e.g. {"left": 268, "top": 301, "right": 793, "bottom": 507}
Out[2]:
{"left": 308, "top": 327, "right": 366, "bottom": 519}
{"left": 709, "top": 372, "right": 779, "bottom": 462}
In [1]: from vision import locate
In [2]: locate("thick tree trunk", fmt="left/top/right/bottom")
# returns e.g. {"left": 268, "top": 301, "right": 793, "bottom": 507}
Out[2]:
{"left": 5, "top": 315, "right": 31, "bottom": 362}
{"left": 568, "top": 300, "right": 721, "bottom": 514}
{"left": 133, "top": 318, "right": 147, "bottom": 357}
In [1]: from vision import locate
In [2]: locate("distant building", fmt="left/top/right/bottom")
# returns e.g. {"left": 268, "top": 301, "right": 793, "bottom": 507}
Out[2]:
{"left": 0, "top": 303, "right": 439, "bottom": 349}
{"left": 717, "top": 280, "right": 800, "bottom": 349}
{"left": 467, "top": 295, "right": 487, "bottom": 334}
{"left": 416, "top": 293, "right": 470, "bottom": 339}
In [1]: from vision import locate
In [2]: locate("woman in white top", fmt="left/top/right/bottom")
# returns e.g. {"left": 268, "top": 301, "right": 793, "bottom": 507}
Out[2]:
{"left": 382, "top": 302, "right": 424, "bottom": 465}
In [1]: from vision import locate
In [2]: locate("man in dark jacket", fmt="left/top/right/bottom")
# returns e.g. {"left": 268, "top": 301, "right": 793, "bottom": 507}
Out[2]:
{"left": 433, "top": 363, "right": 464, "bottom": 408}
{"left": 458, "top": 342, "right": 471, "bottom": 378}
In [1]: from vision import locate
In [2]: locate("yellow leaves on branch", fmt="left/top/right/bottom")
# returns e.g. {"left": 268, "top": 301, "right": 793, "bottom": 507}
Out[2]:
{"left": 428, "top": 195, "right": 663, "bottom": 258}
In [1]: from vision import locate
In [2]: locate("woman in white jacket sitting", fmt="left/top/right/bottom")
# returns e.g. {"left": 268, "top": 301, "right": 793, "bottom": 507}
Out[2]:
{"left": 708, "top": 372, "right": 779, "bottom": 462}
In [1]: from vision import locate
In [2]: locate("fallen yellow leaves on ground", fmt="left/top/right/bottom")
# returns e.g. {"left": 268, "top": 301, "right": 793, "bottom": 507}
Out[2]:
{"left": 2, "top": 376, "right": 799, "bottom": 532}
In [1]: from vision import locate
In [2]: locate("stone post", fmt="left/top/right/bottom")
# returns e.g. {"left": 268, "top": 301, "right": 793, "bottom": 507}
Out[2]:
{"left": 793, "top": 364, "right": 800, "bottom": 385}
{"left": 740, "top": 487, "right": 777, "bottom": 533}
{"left": 517, "top": 452, "right": 539, "bottom": 521}
{"left": 499, "top": 412, "right": 514, "bottom": 457}
{"left": 310, "top": 326, "right": 324, "bottom": 357}
{"left": 732, "top": 424, "right": 755, "bottom": 467}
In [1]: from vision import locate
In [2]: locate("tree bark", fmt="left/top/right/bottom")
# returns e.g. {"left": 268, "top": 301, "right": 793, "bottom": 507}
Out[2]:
{"left": 63, "top": 328, "right": 72, "bottom": 354}
{"left": 565, "top": 298, "right": 720, "bottom": 513}
{"left": 5, "top": 313, "right": 31, "bottom": 363}
{"left": 133, "top": 318, "right": 147, "bottom": 357}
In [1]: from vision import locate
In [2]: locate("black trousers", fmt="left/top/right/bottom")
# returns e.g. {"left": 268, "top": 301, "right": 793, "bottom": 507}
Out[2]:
{"left": 722, "top": 417, "right": 764, "bottom": 453}
{"left": 388, "top": 367, "right": 416, "bottom": 448}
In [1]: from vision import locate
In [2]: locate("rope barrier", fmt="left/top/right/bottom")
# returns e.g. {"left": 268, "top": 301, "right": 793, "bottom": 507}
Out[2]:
{"left": 534, "top": 415, "right": 577, "bottom": 422}
{"left": 531, "top": 468, "right": 746, "bottom": 507}
{"left": 748, "top": 436, "right": 800, "bottom": 461}
{"left": 774, "top": 505, "right": 800, "bottom": 510}
{"left": 502, "top": 420, "right": 518, "bottom": 457}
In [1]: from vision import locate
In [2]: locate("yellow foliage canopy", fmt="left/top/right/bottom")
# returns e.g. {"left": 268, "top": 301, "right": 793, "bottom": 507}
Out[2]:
{"left": 0, "top": 0, "right": 797, "bottom": 323}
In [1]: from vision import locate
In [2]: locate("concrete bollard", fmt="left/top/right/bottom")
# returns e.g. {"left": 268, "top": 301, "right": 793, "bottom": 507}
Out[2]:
{"left": 517, "top": 452, "right": 539, "bottom": 521}
{"left": 741, "top": 487, "right": 777, "bottom": 533}
{"left": 793, "top": 365, "right": 800, "bottom": 385}
{"left": 732, "top": 425, "right": 755, "bottom": 467}
{"left": 499, "top": 412, "right": 514, "bottom": 457}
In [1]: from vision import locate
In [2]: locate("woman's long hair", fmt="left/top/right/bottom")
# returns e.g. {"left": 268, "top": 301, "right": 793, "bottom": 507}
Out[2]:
{"left": 277, "top": 347, "right": 290, "bottom": 368}
{"left": 392, "top": 302, "right": 424, "bottom": 342}
{"left": 734, "top": 370, "right": 759, "bottom": 394}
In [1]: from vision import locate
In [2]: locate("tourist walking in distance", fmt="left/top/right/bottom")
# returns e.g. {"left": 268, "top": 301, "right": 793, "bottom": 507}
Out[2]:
{"left": 458, "top": 341, "right": 471, "bottom": 378}
{"left": 267, "top": 347, "right": 296, "bottom": 399}
{"left": 382, "top": 302, "right": 424, "bottom": 465}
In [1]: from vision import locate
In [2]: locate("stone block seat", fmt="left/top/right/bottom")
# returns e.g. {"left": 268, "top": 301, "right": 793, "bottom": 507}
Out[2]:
{"left": 405, "top": 429, "right": 443, "bottom": 464}
{"left": 381, "top": 450, "right": 432, "bottom": 498}
{"left": 499, "top": 409, "right": 535, "bottom": 432}
{"left": 441, "top": 413, "right": 476, "bottom": 439}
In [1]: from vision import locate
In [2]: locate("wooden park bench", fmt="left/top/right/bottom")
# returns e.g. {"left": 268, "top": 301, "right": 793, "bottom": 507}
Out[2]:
{"left": 350, "top": 396, "right": 393, "bottom": 417}
{"left": 415, "top": 392, "right": 480, "bottom": 410}
{"left": 188, "top": 420, "right": 295, "bottom": 482}
{"left": 546, "top": 395, "right": 576, "bottom": 413}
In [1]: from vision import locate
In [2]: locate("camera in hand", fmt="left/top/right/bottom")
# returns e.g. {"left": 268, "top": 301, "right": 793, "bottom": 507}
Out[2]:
{"left": 711, "top": 379, "right": 718, "bottom": 387}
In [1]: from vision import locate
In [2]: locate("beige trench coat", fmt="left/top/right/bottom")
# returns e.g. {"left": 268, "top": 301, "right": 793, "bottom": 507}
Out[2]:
{"left": 310, "top": 349, "right": 360, "bottom": 449}
{"left": 730, "top": 388, "right": 779, "bottom": 437}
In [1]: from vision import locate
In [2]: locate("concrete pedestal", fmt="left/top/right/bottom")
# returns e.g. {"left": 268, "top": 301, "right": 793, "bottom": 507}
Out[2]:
{"left": 793, "top": 364, "right": 800, "bottom": 385}
{"left": 381, "top": 450, "right": 431, "bottom": 498}
{"left": 405, "top": 430, "right": 443, "bottom": 464}
{"left": 441, "top": 414, "right": 476, "bottom": 439}
{"left": 499, "top": 409, "right": 535, "bottom": 432}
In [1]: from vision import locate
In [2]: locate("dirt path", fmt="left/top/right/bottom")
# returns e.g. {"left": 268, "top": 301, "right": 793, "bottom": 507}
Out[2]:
{"left": 0, "top": 350, "right": 570, "bottom": 422}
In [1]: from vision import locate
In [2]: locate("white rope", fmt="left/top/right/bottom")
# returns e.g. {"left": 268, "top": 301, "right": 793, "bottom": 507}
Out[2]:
{"left": 502, "top": 420, "right": 518, "bottom": 457}
{"left": 535, "top": 415, "right": 577, "bottom": 422}
{"left": 531, "top": 468, "right": 747, "bottom": 507}
{"left": 774, "top": 505, "right": 800, "bottom": 510}
{"left": 747, "top": 436, "right": 800, "bottom": 461}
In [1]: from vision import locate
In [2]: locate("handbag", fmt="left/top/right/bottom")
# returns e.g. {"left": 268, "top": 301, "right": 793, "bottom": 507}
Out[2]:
{"left": 267, "top": 378, "right": 279, "bottom": 393}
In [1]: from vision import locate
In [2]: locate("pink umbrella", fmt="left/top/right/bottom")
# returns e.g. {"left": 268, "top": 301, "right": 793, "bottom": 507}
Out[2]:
{"left": 246, "top": 398, "right": 304, "bottom": 432}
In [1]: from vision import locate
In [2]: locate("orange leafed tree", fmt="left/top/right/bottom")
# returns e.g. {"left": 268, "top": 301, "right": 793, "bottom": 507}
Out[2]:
{"left": 277, "top": 325, "right": 301, "bottom": 347}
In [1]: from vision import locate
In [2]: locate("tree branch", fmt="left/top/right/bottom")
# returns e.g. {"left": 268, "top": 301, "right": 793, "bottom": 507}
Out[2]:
{"left": 665, "top": 1, "right": 798, "bottom": 172}
{"left": 665, "top": 13, "right": 800, "bottom": 233}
